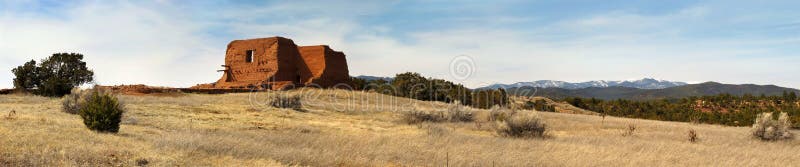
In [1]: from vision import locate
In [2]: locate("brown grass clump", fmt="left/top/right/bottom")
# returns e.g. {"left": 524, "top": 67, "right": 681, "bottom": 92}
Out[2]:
{"left": 487, "top": 105, "right": 517, "bottom": 122}
{"left": 270, "top": 94, "right": 302, "bottom": 110}
{"left": 496, "top": 112, "right": 547, "bottom": 138}
{"left": 751, "top": 112, "right": 793, "bottom": 141}
{"left": 4, "top": 109, "right": 15, "bottom": 119}
{"left": 423, "top": 124, "right": 452, "bottom": 137}
{"left": 622, "top": 124, "right": 637, "bottom": 137}
{"left": 688, "top": 129, "right": 698, "bottom": 143}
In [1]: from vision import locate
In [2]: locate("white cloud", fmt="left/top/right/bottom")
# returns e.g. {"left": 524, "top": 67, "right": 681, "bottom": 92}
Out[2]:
{"left": 2, "top": 1, "right": 799, "bottom": 90}
{"left": 1, "top": 1, "right": 220, "bottom": 88}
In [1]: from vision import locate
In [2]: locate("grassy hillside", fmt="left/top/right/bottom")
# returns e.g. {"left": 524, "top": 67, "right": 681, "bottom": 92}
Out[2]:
{"left": 510, "top": 82, "right": 800, "bottom": 100}
{"left": 2, "top": 89, "right": 800, "bottom": 166}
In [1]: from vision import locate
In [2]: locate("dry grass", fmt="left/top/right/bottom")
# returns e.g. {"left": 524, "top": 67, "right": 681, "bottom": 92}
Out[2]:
{"left": 2, "top": 89, "right": 800, "bottom": 166}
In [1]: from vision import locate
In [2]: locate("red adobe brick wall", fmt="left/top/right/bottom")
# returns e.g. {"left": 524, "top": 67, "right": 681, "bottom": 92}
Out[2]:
{"left": 206, "top": 37, "right": 350, "bottom": 90}
{"left": 298, "top": 45, "right": 351, "bottom": 88}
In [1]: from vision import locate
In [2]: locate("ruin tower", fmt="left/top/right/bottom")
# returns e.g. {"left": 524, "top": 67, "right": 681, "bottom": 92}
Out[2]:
{"left": 298, "top": 45, "right": 350, "bottom": 87}
{"left": 209, "top": 36, "right": 350, "bottom": 90}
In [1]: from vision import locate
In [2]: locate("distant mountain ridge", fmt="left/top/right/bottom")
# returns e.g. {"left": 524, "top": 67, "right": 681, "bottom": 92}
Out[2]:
{"left": 507, "top": 82, "right": 800, "bottom": 100}
{"left": 481, "top": 78, "right": 688, "bottom": 90}
{"left": 354, "top": 75, "right": 394, "bottom": 82}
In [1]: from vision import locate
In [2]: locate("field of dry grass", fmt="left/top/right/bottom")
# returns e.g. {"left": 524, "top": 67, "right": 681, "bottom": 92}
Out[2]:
{"left": 2, "top": 88, "right": 800, "bottom": 166}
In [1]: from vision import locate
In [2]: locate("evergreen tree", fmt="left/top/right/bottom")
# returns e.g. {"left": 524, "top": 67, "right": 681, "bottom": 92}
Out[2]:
{"left": 10, "top": 53, "right": 94, "bottom": 97}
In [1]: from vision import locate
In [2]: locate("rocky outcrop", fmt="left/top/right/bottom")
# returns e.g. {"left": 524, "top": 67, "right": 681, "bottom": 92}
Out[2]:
{"left": 198, "top": 37, "right": 350, "bottom": 90}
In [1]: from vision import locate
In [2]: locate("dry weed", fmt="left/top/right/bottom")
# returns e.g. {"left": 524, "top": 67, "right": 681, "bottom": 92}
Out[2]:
{"left": 751, "top": 112, "right": 793, "bottom": 141}
{"left": 688, "top": 129, "right": 698, "bottom": 143}
{"left": 496, "top": 112, "right": 547, "bottom": 138}
{"left": 622, "top": 124, "right": 637, "bottom": 137}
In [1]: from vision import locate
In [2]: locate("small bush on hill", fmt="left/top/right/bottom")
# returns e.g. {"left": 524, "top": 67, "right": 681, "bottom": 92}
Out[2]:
{"left": 524, "top": 99, "right": 556, "bottom": 112}
{"left": 270, "top": 94, "right": 303, "bottom": 110}
{"left": 447, "top": 101, "right": 473, "bottom": 122}
{"left": 487, "top": 105, "right": 517, "bottom": 122}
{"left": 402, "top": 102, "right": 475, "bottom": 124}
{"left": 496, "top": 112, "right": 547, "bottom": 138}
{"left": 402, "top": 108, "right": 447, "bottom": 124}
{"left": 62, "top": 88, "right": 92, "bottom": 114}
{"left": 751, "top": 112, "right": 793, "bottom": 141}
{"left": 78, "top": 89, "right": 125, "bottom": 133}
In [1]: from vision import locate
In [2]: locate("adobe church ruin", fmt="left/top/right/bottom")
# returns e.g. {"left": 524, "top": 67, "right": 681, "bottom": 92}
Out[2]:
{"left": 194, "top": 37, "right": 350, "bottom": 90}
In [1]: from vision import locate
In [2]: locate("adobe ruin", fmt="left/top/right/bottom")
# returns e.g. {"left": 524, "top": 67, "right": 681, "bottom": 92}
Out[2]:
{"left": 194, "top": 37, "right": 351, "bottom": 90}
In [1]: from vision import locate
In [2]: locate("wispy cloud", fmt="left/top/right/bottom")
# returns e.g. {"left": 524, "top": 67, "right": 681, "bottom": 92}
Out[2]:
{"left": 2, "top": 1, "right": 800, "bottom": 89}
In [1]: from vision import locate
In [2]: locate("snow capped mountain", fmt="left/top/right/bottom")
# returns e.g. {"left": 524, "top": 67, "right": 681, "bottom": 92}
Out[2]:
{"left": 480, "top": 78, "right": 688, "bottom": 90}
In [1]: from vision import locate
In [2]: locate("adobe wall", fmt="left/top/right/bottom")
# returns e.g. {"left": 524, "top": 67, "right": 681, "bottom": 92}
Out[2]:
{"left": 205, "top": 37, "right": 350, "bottom": 90}
{"left": 214, "top": 37, "right": 302, "bottom": 89}
{"left": 298, "top": 45, "right": 350, "bottom": 87}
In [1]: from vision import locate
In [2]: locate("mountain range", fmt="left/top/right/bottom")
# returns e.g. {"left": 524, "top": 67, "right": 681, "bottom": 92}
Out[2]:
{"left": 353, "top": 75, "right": 394, "bottom": 82}
{"left": 479, "top": 78, "right": 688, "bottom": 90}
{"left": 506, "top": 82, "right": 800, "bottom": 100}
{"left": 355, "top": 75, "right": 799, "bottom": 100}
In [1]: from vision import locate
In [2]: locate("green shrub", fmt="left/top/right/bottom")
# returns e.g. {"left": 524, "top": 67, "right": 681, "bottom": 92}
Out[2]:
{"left": 751, "top": 112, "right": 793, "bottom": 141}
{"left": 78, "top": 90, "right": 124, "bottom": 133}
{"left": 496, "top": 112, "right": 547, "bottom": 138}
{"left": 270, "top": 94, "right": 302, "bottom": 110}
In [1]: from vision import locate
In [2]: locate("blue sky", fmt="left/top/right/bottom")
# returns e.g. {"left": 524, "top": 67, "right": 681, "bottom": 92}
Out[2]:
{"left": 2, "top": 0, "right": 800, "bottom": 88}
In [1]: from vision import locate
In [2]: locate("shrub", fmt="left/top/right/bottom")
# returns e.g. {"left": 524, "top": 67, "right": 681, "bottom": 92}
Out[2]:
{"left": 496, "top": 112, "right": 547, "bottom": 138}
{"left": 402, "top": 102, "right": 474, "bottom": 124}
{"left": 78, "top": 89, "right": 125, "bottom": 133}
{"left": 525, "top": 99, "right": 555, "bottom": 112}
{"left": 402, "top": 108, "right": 447, "bottom": 124}
{"left": 487, "top": 105, "right": 516, "bottom": 122}
{"left": 135, "top": 158, "right": 149, "bottom": 166}
{"left": 751, "top": 112, "right": 793, "bottom": 141}
{"left": 62, "top": 88, "right": 91, "bottom": 114}
{"left": 447, "top": 101, "right": 472, "bottom": 122}
{"left": 270, "top": 94, "right": 302, "bottom": 110}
